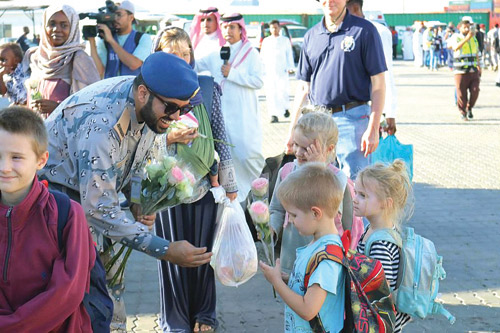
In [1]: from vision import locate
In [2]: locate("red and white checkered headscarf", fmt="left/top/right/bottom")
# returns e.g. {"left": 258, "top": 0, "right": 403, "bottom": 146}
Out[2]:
{"left": 220, "top": 13, "right": 248, "bottom": 43}
{"left": 190, "top": 7, "right": 225, "bottom": 50}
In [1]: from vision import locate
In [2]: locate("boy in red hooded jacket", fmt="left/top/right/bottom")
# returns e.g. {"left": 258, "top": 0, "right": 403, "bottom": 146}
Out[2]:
{"left": 0, "top": 106, "right": 96, "bottom": 332}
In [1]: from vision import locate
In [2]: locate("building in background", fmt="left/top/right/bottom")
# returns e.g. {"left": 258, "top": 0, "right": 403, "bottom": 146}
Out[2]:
{"left": 446, "top": 0, "right": 500, "bottom": 27}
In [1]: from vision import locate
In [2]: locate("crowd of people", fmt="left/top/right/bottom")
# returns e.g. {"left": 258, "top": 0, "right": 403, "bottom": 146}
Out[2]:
{"left": 0, "top": 0, "right": 458, "bottom": 332}
{"left": 409, "top": 19, "right": 500, "bottom": 120}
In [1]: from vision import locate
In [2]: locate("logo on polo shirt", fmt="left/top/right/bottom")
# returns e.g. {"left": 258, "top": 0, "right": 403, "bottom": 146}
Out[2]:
{"left": 341, "top": 36, "right": 356, "bottom": 52}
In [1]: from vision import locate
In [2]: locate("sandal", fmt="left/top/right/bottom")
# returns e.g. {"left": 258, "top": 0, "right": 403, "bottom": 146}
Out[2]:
{"left": 193, "top": 322, "right": 214, "bottom": 333}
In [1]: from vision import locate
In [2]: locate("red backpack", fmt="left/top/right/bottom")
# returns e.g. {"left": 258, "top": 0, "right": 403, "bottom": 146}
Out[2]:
{"left": 303, "top": 231, "right": 396, "bottom": 333}
{"left": 280, "top": 162, "right": 364, "bottom": 249}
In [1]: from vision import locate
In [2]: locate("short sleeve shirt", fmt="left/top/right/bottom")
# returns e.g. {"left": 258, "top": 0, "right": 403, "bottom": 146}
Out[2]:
{"left": 3, "top": 65, "right": 28, "bottom": 104}
{"left": 97, "top": 31, "right": 152, "bottom": 72}
{"left": 285, "top": 234, "right": 345, "bottom": 333}
{"left": 297, "top": 10, "right": 387, "bottom": 107}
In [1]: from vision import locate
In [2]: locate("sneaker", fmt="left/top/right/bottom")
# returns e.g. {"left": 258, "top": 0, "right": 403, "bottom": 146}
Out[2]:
{"left": 460, "top": 113, "right": 468, "bottom": 121}
{"left": 467, "top": 110, "right": 473, "bottom": 119}
{"left": 283, "top": 109, "right": 290, "bottom": 118}
{"left": 271, "top": 116, "right": 279, "bottom": 123}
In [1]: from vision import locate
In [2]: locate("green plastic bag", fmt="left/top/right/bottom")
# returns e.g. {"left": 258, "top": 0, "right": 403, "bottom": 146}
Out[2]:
{"left": 371, "top": 135, "right": 413, "bottom": 181}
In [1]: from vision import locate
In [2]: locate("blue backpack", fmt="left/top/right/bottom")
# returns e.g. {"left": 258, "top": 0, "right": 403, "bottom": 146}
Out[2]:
{"left": 364, "top": 227, "right": 455, "bottom": 324}
{"left": 51, "top": 190, "right": 113, "bottom": 333}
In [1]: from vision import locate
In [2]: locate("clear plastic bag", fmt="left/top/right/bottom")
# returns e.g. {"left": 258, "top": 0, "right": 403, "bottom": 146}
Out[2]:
{"left": 210, "top": 199, "right": 258, "bottom": 287}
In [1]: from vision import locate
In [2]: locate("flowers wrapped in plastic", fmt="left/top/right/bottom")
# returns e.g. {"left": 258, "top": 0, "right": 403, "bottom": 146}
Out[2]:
{"left": 106, "top": 156, "right": 199, "bottom": 287}
{"left": 140, "top": 156, "right": 198, "bottom": 215}
{"left": 247, "top": 177, "right": 277, "bottom": 297}
{"left": 249, "top": 200, "right": 274, "bottom": 267}
{"left": 210, "top": 188, "right": 258, "bottom": 287}
{"left": 26, "top": 78, "right": 42, "bottom": 101}
{"left": 247, "top": 178, "right": 274, "bottom": 266}
{"left": 169, "top": 114, "right": 234, "bottom": 147}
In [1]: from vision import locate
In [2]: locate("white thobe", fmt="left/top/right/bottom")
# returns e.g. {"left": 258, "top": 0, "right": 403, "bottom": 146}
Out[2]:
{"left": 260, "top": 35, "right": 295, "bottom": 118}
{"left": 197, "top": 40, "right": 265, "bottom": 200}
{"left": 402, "top": 30, "right": 414, "bottom": 60}
{"left": 371, "top": 21, "right": 397, "bottom": 119}
{"left": 413, "top": 30, "right": 423, "bottom": 67}
{"left": 194, "top": 32, "right": 222, "bottom": 67}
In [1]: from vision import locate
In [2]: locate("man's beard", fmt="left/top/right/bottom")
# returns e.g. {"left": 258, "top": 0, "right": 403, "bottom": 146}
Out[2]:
{"left": 139, "top": 95, "right": 169, "bottom": 134}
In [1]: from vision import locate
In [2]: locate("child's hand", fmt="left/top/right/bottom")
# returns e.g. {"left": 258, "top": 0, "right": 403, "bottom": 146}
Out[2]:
{"left": 259, "top": 258, "right": 282, "bottom": 285}
{"left": 167, "top": 127, "right": 198, "bottom": 145}
{"left": 303, "top": 139, "right": 324, "bottom": 162}
{"left": 30, "top": 99, "right": 59, "bottom": 114}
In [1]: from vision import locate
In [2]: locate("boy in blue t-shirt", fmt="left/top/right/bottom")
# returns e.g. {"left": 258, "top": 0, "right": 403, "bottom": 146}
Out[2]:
{"left": 260, "top": 163, "right": 346, "bottom": 332}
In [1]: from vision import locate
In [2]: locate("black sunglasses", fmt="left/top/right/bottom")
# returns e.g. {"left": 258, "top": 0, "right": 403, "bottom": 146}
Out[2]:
{"left": 146, "top": 87, "right": 194, "bottom": 116}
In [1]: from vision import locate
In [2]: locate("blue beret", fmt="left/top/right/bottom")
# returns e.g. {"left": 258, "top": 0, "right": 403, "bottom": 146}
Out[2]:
{"left": 141, "top": 52, "right": 200, "bottom": 100}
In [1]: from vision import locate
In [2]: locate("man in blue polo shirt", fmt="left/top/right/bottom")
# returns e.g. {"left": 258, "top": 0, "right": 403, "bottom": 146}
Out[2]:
{"left": 287, "top": 0, "right": 387, "bottom": 179}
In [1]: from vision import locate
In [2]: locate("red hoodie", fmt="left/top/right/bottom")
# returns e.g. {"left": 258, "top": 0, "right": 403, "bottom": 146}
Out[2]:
{"left": 0, "top": 178, "right": 95, "bottom": 332}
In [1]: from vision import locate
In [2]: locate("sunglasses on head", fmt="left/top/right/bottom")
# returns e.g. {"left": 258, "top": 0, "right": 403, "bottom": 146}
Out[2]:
{"left": 146, "top": 87, "right": 194, "bottom": 116}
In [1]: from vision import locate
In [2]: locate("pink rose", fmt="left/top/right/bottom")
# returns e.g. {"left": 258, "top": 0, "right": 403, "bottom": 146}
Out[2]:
{"left": 168, "top": 166, "right": 186, "bottom": 185}
{"left": 251, "top": 178, "right": 268, "bottom": 197}
{"left": 249, "top": 201, "right": 270, "bottom": 224}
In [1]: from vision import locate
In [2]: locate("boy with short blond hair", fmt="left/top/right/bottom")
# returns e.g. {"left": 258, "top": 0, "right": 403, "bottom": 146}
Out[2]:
{"left": 260, "top": 162, "right": 346, "bottom": 332}
{"left": 0, "top": 106, "right": 95, "bottom": 332}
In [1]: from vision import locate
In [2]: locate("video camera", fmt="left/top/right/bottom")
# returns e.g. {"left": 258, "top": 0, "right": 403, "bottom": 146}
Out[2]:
{"left": 79, "top": 0, "right": 118, "bottom": 40}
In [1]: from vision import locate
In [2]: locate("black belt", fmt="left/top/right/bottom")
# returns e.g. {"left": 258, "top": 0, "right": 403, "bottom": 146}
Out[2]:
{"left": 319, "top": 101, "right": 368, "bottom": 114}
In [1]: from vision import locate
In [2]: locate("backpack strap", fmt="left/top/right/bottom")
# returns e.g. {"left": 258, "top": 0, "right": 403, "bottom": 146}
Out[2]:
{"left": 304, "top": 244, "right": 345, "bottom": 290}
{"left": 364, "top": 228, "right": 404, "bottom": 292}
{"left": 363, "top": 228, "right": 402, "bottom": 257}
{"left": 50, "top": 190, "right": 71, "bottom": 251}
{"left": 303, "top": 244, "right": 345, "bottom": 333}
{"left": 198, "top": 75, "right": 214, "bottom": 122}
{"left": 134, "top": 31, "right": 144, "bottom": 46}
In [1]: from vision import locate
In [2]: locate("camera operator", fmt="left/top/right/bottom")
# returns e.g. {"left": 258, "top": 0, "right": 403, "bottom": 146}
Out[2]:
{"left": 88, "top": 0, "right": 151, "bottom": 78}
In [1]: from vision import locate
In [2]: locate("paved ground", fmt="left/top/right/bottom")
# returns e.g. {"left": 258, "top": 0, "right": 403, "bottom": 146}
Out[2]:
{"left": 124, "top": 61, "right": 500, "bottom": 332}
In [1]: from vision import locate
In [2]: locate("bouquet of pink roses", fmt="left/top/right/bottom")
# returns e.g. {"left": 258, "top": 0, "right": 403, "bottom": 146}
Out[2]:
{"left": 140, "top": 156, "right": 198, "bottom": 214}
{"left": 248, "top": 182, "right": 277, "bottom": 297}
{"left": 106, "top": 155, "right": 199, "bottom": 287}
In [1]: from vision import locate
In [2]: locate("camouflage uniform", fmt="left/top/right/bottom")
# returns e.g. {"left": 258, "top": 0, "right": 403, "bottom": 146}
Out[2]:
{"left": 39, "top": 76, "right": 168, "bottom": 331}
{"left": 40, "top": 76, "right": 170, "bottom": 256}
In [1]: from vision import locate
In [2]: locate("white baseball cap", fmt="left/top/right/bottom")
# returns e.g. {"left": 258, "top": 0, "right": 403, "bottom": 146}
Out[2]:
{"left": 118, "top": 1, "right": 135, "bottom": 14}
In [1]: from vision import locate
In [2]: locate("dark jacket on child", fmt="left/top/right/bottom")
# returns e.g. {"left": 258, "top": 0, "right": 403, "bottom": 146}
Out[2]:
{"left": 0, "top": 177, "right": 95, "bottom": 332}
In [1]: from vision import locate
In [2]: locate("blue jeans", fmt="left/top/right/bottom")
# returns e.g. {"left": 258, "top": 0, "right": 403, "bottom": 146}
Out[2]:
{"left": 447, "top": 48, "right": 454, "bottom": 68}
{"left": 332, "top": 104, "right": 370, "bottom": 180}
{"left": 423, "top": 50, "right": 430, "bottom": 67}
{"left": 430, "top": 49, "right": 439, "bottom": 69}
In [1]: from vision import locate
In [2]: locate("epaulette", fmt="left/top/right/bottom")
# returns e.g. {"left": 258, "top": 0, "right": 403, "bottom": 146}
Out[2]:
{"left": 112, "top": 106, "right": 131, "bottom": 143}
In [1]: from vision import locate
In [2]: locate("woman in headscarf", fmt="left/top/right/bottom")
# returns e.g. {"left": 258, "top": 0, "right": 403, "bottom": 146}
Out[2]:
{"left": 23, "top": 5, "right": 100, "bottom": 116}
{"left": 152, "top": 27, "right": 238, "bottom": 333}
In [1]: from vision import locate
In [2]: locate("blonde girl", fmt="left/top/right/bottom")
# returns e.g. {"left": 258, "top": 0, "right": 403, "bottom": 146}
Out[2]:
{"left": 353, "top": 159, "right": 413, "bottom": 332}
{"left": 269, "top": 111, "right": 349, "bottom": 275}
